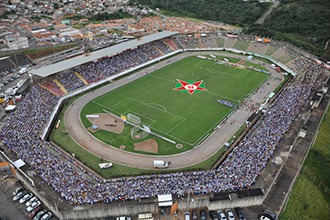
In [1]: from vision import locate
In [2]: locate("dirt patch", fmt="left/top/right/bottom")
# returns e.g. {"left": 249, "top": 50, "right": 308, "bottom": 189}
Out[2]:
{"left": 134, "top": 139, "right": 158, "bottom": 154}
{"left": 237, "top": 59, "right": 246, "bottom": 65}
{"left": 87, "top": 113, "right": 124, "bottom": 134}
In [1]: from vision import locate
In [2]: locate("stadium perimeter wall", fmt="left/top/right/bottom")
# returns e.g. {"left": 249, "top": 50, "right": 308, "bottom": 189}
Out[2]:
{"left": 34, "top": 45, "right": 299, "bottom": 219}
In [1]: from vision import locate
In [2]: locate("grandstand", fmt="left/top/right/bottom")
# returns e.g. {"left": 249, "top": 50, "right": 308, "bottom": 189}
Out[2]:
{"left": 29, "top": 31, "right": 178, "bottom": 78}
{"left": 0, "top": 30, "right": 326, "bottom": 219}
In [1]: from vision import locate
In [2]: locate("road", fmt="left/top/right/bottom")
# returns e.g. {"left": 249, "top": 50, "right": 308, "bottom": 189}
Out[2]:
{"left": 255, "top": 1, "right": 280, "bottom": 25}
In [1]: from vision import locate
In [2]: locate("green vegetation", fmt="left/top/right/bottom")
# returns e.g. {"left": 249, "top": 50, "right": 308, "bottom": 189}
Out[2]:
{"left": 244, "top": 0, "right": 330, "bottom": 59}
{"left": 91, "top": 10, "right": 133, "bottom": 21}
{"left": 276, "top": 53, "right": 294, "bottom": 64}
{"left": 211, "top": 55, "right": 241, "bottom": 63}
{"left": 281, "top": 106, "right": 330, "bottom": 219}
{"left": 130, "top": 0, "right": 271, "bottom": 26}
{"left": 0, "top": 10, "right": 15, "bottom": 19}
{"left": 233, "top": 40, "right": 249, "bottom": 51}
{"left": 50, "top": 93, "right": 227, "bottom": 178}
{"left": 265, "top": 45, "right": 280, "bottom": 56}
{"left": 65, "top": 15, "right": 88, "bottom": 21}
{"left": 81, "top": 57, "right": 269, "bottom": 151}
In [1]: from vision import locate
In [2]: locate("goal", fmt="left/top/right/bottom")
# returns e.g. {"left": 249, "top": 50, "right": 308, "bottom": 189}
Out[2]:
{"left": 127, "top": 113, "right": 141, "bottom": 125}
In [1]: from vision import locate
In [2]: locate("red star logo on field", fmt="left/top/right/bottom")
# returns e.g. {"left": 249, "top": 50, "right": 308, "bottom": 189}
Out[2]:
{"left": 173, "top": 79, "right": 207, "bottom": 95}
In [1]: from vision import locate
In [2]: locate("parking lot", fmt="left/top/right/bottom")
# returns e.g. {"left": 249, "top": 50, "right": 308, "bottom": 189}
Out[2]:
{"left": 0, "top": 176, "right": 28, "bottom": 220}
{"left": 0, "top": 172, "right": 55, "bottom": 220}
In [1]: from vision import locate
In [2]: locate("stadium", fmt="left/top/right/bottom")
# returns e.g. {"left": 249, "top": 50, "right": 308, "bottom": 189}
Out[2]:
{"left": 1, "top": 31, "right": 328, "bottom": 219}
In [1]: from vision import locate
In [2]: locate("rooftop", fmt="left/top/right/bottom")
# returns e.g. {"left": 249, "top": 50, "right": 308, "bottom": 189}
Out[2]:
{"left": 29, "top": 31, "right": 178, "bottom": 77}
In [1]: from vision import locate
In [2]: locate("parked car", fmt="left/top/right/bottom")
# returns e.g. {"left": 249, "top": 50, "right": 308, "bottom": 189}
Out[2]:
{"left": 13, "top": 190, "right": 27, "bottom": 201}
{"left": 210, "top": 210, "right": 219, "bottom": 220}
{"left": 28, "top": 207, "right": 41, "bottom": 219}
{"left": 26, "top": 197, "right": 38, "bottom": 207}
{"left": 27, "top": 200, "right": 41, "bottom": 212}
{"left": 260, "top": 209, "right": 276, "bottom": 220}
{"left": 184, "top": 211, "right": 190, "bottom": 220}
{"left": 40, "top": 212, "right": 52, "bottom": 220}
{"left": 235, "top": 208, "right": 246, "bottom": 220}
{"left": 192, "top": 210, "right": 198, "bottom": 220}
{"left": 12, "top": 186, "right": 23, "bottom": 196}
{"left": 32, "top": 209, "right": 47, "bottom": 220}
{"left": 217, "top": 209, "right": 227, "bottom": 220}
{"left": 200, "top": 209, "right": 207, "bottom": 220}
{"left": 225, "top": 209, "right": 235, "bottom": 220}
{"left": 19, "top": 193, "right": 33, "bottom": 204}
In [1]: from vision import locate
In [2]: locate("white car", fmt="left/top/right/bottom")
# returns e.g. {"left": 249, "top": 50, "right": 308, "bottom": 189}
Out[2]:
{"left": 33, "top": 209, "right": 47, "bottom": 220}
{"left": 27, "top": 200, "right": 41, "bottom": 212}
{"left": 26, "top": 196, "right": 37, "bottom": 207}
{"left": 225, "top": 209, "right": 235, "bottom": 220}
{"left": 13, "top": 191, "right": 27, "bottom": 202}
{"left": 40, "top": 212, "right": 53, "bottom": 220}
{"left": 19, "top": 193, "right": 33, "bottom": 204}
{"left": 217, "top": 210, "right": 227, "bottom": 220}
{"left": 12, "top": 187, "right": 23, "bottom": 196}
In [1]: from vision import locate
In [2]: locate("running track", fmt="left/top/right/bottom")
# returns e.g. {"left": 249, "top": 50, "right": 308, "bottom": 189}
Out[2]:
{"left": 64, "top": 52, "right": 281, "bottom": 170}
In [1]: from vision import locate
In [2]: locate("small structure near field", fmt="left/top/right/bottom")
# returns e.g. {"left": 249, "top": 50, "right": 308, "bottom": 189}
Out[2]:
{"left": 99, "top": 162, "right": 113, "bottom": 169}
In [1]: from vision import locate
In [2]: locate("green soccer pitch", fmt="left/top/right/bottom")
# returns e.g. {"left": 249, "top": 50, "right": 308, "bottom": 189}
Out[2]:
{"left": 81, "top": 56, "right": 269, "bottom": 149}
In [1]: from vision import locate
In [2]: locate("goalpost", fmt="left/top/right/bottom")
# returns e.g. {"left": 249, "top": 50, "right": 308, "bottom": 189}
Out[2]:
{"left": 127, "top": 113, "right": 141, "bottom": 125}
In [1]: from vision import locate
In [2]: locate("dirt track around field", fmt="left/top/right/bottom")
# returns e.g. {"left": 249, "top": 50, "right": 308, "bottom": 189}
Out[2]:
{"left": 64, "top": 52, "right": 282, "bottom": 170}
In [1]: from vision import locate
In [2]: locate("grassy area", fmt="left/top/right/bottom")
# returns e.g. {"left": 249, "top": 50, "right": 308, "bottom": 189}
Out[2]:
{"left": 81, "top": 56, "right": 269, "bottom": 151}
{"left": 211, "top": 55, "right": 241, "bottom": 63}
{"left": 216, "top": 38, "right": 225, "bottom": 47}
{"left": 281, "top": 175, "right": 330, "bottom": 220}
{"left": 265, "top": 45, "right": 280, "bottom": 56}
{"left": 233, "top": 40, "right": 249, "bottom": 51}
{"left": 50, "top": 95, "right": 227, "bottom": 178}
{"left": 281, "top": 106, "right": 330, "bottom": 219}
{"left": 276, "top": 53, "right": 294, "bottom": 64}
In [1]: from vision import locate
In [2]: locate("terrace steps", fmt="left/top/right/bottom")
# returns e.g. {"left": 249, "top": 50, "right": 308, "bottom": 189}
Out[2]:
{"left": 74, "top": 71, "right": 89, "bottom": 85}
{"left": 53, "top": 79, "right": 68, "bottom": 94}
{"left": 152, "top": 46, "right": 164, "bottom": 56}
{"left": 38, "top": 83, "right": 60, "bottom": 97}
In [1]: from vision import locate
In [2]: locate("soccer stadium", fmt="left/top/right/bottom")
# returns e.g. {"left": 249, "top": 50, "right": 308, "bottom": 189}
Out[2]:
{"left": 1, "top": 31, "right": 329, "bottom": 219}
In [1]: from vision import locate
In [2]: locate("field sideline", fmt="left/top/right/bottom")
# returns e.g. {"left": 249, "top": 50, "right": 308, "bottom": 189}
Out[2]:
{"left": 81, "top": 56, "right": 269, "bottom": 148}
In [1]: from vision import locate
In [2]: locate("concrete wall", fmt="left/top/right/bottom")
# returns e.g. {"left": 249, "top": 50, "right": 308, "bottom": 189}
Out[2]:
{"left": 178, "top": 195, "right": 264, "bottom": 211}
{"left": 59, "top": 202, "right": 158, "bottom": 220}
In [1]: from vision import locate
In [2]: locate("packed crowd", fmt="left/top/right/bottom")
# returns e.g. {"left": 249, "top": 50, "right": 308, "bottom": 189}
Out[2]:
{"left": 2, "top": 80, "right": 313, "bottom": 205}
{"left": 1, "top": 37, "right": 317, "bottom": 205}
{"left": 217, "top": 99, "right": 235, "bottom": 108}
{"left": 40, "top": 40, "right": 175, "bottom": 95}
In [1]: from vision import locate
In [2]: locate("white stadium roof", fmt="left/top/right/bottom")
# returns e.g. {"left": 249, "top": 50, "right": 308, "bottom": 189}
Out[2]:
{"left": 29, "top": 31, "right": 178, "bottom": 77}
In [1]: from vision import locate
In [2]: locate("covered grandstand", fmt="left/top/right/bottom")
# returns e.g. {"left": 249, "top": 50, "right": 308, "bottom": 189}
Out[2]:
{"left": 29, "top": 31, "right": 178, "bottom": 78}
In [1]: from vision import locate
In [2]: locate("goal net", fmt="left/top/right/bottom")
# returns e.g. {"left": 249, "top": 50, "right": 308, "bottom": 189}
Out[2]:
{"left": 127, "top": 113, "right": 141, "bottom": 125}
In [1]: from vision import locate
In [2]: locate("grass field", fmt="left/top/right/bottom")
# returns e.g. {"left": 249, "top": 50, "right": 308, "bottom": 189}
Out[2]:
{"left": 50, "top": 95, "right": 227, "bottom": 178}
{"left": 81, "top": 56, "right": 269, "bottom": 152}
{"left": 281, "top": 106, "right": 330, "bottom": 219}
